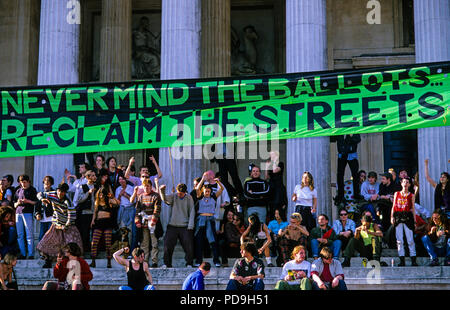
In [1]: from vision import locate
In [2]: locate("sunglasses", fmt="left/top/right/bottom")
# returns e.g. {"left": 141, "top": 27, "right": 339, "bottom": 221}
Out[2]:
{"left": 340, "top": 213, "right": 348, "bottom": 216}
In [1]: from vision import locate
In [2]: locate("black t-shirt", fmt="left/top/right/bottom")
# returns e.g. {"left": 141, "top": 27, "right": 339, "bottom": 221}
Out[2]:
{"left": 232, "top": 257, "right": 265, "bottom": 283}
{"left": 14, "top": 186, "right": 38, "bottom": 214}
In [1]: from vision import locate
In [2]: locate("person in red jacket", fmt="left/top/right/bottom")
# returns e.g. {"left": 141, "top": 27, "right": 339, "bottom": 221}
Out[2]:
{"left": 42, "top": 242, "right": 93, "bottom": 290}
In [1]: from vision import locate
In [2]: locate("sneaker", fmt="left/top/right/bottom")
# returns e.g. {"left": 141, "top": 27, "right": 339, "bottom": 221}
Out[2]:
{"left": 18, "top": 255, "right": 26, "bottom": 260}
{"left": 215, "top": 262, "right": 221, "bottom": 268}
{"left": 151, "top": 263, "right": 158, "bottom": 268}
{"left": 28, "top": 256, "right": 34, "bottom": 260}
{"left": 161, "top": 264, "right": 169, "bottom": 269}
{"left": 185, "top": 264, "right": 193, "bottom": 268}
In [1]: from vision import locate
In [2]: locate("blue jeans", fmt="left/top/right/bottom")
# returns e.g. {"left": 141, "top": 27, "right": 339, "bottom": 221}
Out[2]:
{"left": 312, "top": 279, "right": 347, "bottom": 290}
{"left": 246, "top": 207, "right": 267, "bottom": 225}
{"left": 39, "top": 222, "right": 52, "bottom": 241}
{"left": 311, "top": 239, "right": 342, "bottom": 259}
{"left": 16, "top": 213, "right": 34, "bottom": 257}
{"left": 194, "top": 216, "right": 219, "bottom": 264}
{"left": 226, "top": 279, "right": 265, "bottom": 291}
{"left": 119, "top": 285, "right": 155, "bottom": 290}
{"left": 421, "top": 235, "right": 450, "bottom": 260}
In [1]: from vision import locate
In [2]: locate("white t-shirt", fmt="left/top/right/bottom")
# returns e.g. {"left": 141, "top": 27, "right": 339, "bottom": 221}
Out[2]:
{"left": 280, "top": 260, "right": 311, "bottom": 285}
{"left": 293, "top": 185, "right": 317, "bottom": 207}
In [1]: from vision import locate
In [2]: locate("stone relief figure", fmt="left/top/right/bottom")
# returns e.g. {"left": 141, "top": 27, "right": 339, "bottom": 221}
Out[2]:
{"left": 132, "top": 16, "right": 161, "bottom": 79}
{"left": 231, "top": 25, "right": 264, "bottom": 75}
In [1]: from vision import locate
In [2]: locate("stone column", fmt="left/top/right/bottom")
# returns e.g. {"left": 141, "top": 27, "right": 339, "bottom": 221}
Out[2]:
{"left": 33, "top": 0, "right": 81, "bottom": 191}
{"left": 201, "top": 0, "right": 230, "bottom": 78}
{"left": 414, "top": 0, "right": 450, "bottom": 213}
{"left": 99, "top": 0, "right": 132, "bottom": 82}
{"left": 159, "top": 0, "right": 202, "bottom": 228}
{"left": 0, "top": 0, "right": 39, "bottom": 181}
{"left": 285, "top": 0, "right": 331, "bottom": 218}
{"left": 200, "top": 0, "right": 231, "bottom": 173}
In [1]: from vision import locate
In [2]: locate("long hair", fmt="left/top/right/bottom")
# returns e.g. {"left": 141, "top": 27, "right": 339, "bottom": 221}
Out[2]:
{"left": 95, "top": 185, "right": 112, "bottom": 209}
{"left": 0, "top": 205, "right": 14, "bottom": 221}
{"left": 248, "top": 213, "right": 261, "bottom": 238}
{"left": 301, "top": 172, "right": 315, "bottom": 191}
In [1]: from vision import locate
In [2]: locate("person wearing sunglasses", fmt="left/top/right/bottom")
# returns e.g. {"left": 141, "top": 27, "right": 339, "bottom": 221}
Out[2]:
{"left": 311, "top": 247, "right": 347, "bottom": 290}
{"left": 332, "top": 208, "right": 356, "bottom": 254}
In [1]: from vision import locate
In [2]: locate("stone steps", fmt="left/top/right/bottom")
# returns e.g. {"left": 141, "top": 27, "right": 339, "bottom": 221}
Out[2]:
{"left": 13, "top": 257, "right": 450, "bottom": 290}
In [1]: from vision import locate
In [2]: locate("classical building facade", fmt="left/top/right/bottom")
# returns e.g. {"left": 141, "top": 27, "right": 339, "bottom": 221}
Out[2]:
{"left": 0, "top": 0, "right": 449, "bottom": 226}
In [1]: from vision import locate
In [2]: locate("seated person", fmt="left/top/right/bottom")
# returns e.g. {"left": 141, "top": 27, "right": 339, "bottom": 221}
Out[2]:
{"left": 225, "top": 213, "right": 246, "bottom": 259}
{"left": 310, "top": 214, "right": 340, "bottom": 259}
{"left": 332, "top": 208, "right": 356, "bottom": 253}
{"left": 241, "top": 213, "right": 272, "bottom": 266}
{"left": 0, "top": 206, "right": 17, "bottom": 258}
{"left": 275, "top": 245, "right": 312, "bottom": 291}
{"left": 421, "top": 210, "right": 450, "bottom": 266}
{"left": 359, "top": 171, "right": 381, "bottom": 222}
{"left": 311, "top": 247, "right": 347, "bottom": 290}
{"left": 267, "top": 209, "right": 289, "bottom": 265}
{"left": 226, "top": 242, "right": 265, "bottom": 291}
{"left": 342, "top": 214, "right": 386, "bottom": 267}
{"left": 278, "top": 213, "right": 309, "bottom": 265}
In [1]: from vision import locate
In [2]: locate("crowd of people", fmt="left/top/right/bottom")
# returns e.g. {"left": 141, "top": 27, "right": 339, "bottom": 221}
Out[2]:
{"left": 0, "top": 145, "right": 449, "bottom": 290}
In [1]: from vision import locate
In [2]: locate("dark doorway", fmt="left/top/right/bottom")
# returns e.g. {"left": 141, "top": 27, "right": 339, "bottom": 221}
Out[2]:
{"left": 383, "top": 129, "right": 418, "bottom": 177}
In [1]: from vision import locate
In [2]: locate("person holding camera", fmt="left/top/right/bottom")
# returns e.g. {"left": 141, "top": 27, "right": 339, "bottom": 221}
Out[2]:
{"left": 391, "top": 177, "right": 418, "bottom": 266}
{"left": 42, "top": 243, "right": 92, "bottom": 290}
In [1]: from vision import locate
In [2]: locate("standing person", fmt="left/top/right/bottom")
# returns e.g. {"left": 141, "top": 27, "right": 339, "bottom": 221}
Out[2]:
{"left": 226, "top": 242, "right": 265, "bottom": 291}
{"left": 391, "top": 177, "right": 418, "bottom": 266}
{"left": 36, "top": 183, "right": 83, "bottom": 268}
{"left": 93, "top": 154, "right": 106, "bottom": 176}
{"left": 90, "top": 185, "right": 120, "bottom": 268}
{"left": 73, "top": 170, "right": 97, "bottom": 253}
{"left": 421, "top": 210, "right": 450, "bottom": 266}
{"left": 377, "top": 172, "right": 397, "bottom": 231}
{"left": 42, "top": 243, "right": 93, "bottom": 290}
{"left": 194, "top": 176, "right": 224, "bottom": 267}
{"left": 240, "top": 213, "right": 273, "bottom": 266}
{"left": 0, "top": 175, "right": 14, "bottom": 204}
{"left": 13, "top": 174, "right": 38, "bottom": 259}
{"left": 277, "top": 213, "right": 309, "bottom": 265}
{"left": 35, "top": 176, "right": 55, "bottom": 242}
{"left": 159, "top": 182, "right": 195, "bottom": 268}
{"left": 265, "top": 150, "right": 288, "bottom": 222}
{"left": 424, "top": 159, "right": 450, "bottom": 218}
{"left": 310, "top": 214, "right": 340, "bottom": 260}
{"left": 0, "top": 253, "right": 18, "bottom": 290}
{"left": 332, "top": 208, "right": 356, "bottom": 253}
{"left": 203, "top": 170, "right": 230, "bottom": 233}
{"left": 134, "top": 178, "right": 162, "bottom": 268}
{"left": 243, "top": 165, "right": 270, "bottom": 224}
{"left": 311, "top": 247, "right": 347, "bottom": 290}
{"left": 106, "top": 156, "right": 124, "bottom": 191}
{"left": 335, "top": 134, "right": 361, "bottom": 204}
{"left": 113, "top": 247, "right": 155, "bottom": 290}
{"left": 292, "top": 171, "right": 317, "bottom": 232}
{"left": 274, "top": 245, "right": 312, "bottom": 291}
{"left": 125, "top": 155, "right": 163, "bottom": 188}
{"left": 182, "top": 262, "right": 211, "bottom": 290}
{"left": 115, "top": 175, "right": 135, "bottom": 242}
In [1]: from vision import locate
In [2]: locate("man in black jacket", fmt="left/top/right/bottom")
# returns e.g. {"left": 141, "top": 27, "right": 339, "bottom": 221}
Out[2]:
{"left": 336, "top": 134, "right": 361, "bottom": 204}
{"left": 243, "top": 165, "right": 270, "bottom": 224}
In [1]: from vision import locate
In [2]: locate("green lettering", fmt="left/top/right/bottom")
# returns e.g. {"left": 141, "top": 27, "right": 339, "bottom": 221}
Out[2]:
{"left": 196, "top": 81, "right": 218, "bottom": 104}
{"left": 268, "top": 78, "right": 291, "bottom": 99}
{"left": 23, "top": 90, "right": 44, "bottom": 114}
{"left": 217, "top": 81, "right": 240, "bottom": 103}
{"left": 114, "top": 86, "right": 136, "bottom": 110}
{"left": 66, "top": 88, "right": 86, "bottom": 112}
{"left": 87, "top": 87, "right": 108, "bottom": 110}
{"left": 168, "top": 83, "right": 189, "bottom": 106}
{"left": 145, "top": 84, "right": 167, "bottom": 108}
{"left": 294, "top": 78, "right": 314, "bottom": 97}
{"left": 1, "top": 91, "right": 22, "bottom": 115}
{"left": 46, "top": 89, "right": 65, "bottom": 112}
{"left": 240, "top": 79, "right": 263, "bottom": 102}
